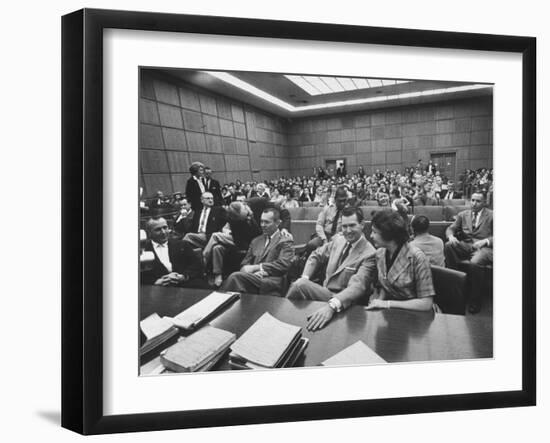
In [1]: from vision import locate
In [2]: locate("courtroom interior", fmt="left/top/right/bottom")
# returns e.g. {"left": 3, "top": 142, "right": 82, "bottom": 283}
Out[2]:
{"left": 138, "top": 68, "right": 494, "bottom": 373}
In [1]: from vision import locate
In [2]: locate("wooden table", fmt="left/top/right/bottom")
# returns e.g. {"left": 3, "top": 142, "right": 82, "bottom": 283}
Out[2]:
{"left": 140, "top": 285, "right": 492, "bottom": 371}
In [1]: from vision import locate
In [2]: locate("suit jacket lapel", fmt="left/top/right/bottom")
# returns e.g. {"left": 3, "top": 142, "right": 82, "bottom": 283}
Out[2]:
{"left": 333, "top": 236, "right": 366, "bottom": 275}
{"left": 326, "top": 236, "right": 346, "bottom": 276}
{"left": 259, "top": 231, "right": 280, "bottom": 261}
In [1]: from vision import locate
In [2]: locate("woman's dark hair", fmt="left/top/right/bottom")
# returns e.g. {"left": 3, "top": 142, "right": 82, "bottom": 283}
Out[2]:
{"left": 371, "top": 209, "right": 409, "bottom": 245}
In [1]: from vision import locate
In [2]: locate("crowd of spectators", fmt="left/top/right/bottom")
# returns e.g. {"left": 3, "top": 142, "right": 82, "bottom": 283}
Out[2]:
{"left": 140, "top": 160, "right": 494, "bottom": 321}
{"left": 141, "top": 160, "right": 493, "bottom": 215}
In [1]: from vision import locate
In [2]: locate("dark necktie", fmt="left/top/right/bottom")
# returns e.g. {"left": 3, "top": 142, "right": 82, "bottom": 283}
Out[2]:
{"left": 262, "top": 235, "right": 271, "bottom": 254}
{"left": 338, "top": 242, "right": 351, "bottom": 266}
{"left": 330, "top": 209, "right": 342, "bottom": 236}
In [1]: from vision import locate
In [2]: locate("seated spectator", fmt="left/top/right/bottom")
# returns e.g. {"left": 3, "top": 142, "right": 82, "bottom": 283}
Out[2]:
{"left": 269, "top": 188, "right": 285, "bottom": 205}
{"left": 410, "top": 215, "right": 445, "bottom": 267}
{"left": 202, "top": 201, "right": 262, "bottom": 288}
{"left": 306, "top": 210, "right": 435, "bottom": 331}
{"left": 247, "top": 196, "right": 292, "bottom": 238}
{"left": 250, "top": 182, "right": 270, "bottom": 199}
{"left": 377, "top": 192, "right": 390, "bottom": 207}
{"left": 305, "top": 186, "right": 349, "bottom": 255}
{"left": 299, "top": 187, "right": 313, "bottom": 203}
{"left": 171, "top": 192, "right": 184, "bottom": 209}
{"left": 182, "top": 192, "right": 226, "bottom": 250}
{"left": 440, "top": 182, "right": 462, "bottom": 200}
{"left": 223, "top": 185, "right": 237, "bottom": 206}
{"left": 221, "top": 208, "right": 294, "bottom": 296}
{"left": 313, "top": 186, "right": 328, "bottom": 206}
{"left": 280, "top": 191, "right": 299, "bottom": 209}
{"left": 444, "top": 192, "right": 493, "bottom": 313}
{"left": 141, "top": 217, "right": 201, "bottom": 286}
{"left": 287, "top": 207, "right": 376, "bottom": 301}
{"left": 149, "top": 190, "right": 172, "bottom": 210}
{"left": 139, "top": 186, "right": 149, "bottom": 213}
{"left": 172, "top": 197, "right": 194, "bottom": 237}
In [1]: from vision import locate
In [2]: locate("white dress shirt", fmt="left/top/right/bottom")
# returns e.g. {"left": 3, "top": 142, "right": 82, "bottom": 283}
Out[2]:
{"left": 152, "top": 240, "right": 172, "bottom": 272}
{"left": 198, "top": 207, "right": 211, "bottom": 233}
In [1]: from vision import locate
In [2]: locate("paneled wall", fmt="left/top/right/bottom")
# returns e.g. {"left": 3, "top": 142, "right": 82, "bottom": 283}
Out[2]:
{"left": 287, "top": 97, "right": 492, "bottom": 178}
{"left": 139, "top": 71, "right": 290, "bottom": 197}
{"left": 139, "top": 70, "right": 492, "bottom": 196}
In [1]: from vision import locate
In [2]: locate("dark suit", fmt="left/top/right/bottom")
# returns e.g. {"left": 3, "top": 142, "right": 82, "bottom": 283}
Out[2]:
{"left": 140, "top": 239, "right": 201, "bottom": 285}
{"left": 440, "top": 189, "right": 463, "bottom": 200}
{"left": 221, "top": 231, "right": 294, "bottom": 296}
{"left": 444, "top": 208, "right": 493, "bottom": 306}
{"left": 204, "top": 177, "right": 223, "bottom": 207}
{"left": 185, "top": 176, "right": 205, "bottom": 211}
{"left": 189, "top": 206, "right": 227, "bottom": 238}
{"left": 173, "top": 210, "right": 194, "bottom": 236}
{"left": 183, "top": 206, "right": 227, "bottom": 250}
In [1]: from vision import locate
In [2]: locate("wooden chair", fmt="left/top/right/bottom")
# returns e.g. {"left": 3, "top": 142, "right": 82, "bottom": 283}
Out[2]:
{"left": 431, "top": 265, "right": 467, "bottom": 315}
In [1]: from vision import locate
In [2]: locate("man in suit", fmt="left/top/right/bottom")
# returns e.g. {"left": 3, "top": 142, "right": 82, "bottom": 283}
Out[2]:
{"left": 185, "top": 162, "right": 206, "bottom": 211}
{"left": 149, "top": 190, "right": 172, "bottom": 211}
{"left": 221, "top": 207, "right": 294, "bottom": 296}
{"left": 203, "top": 201, "right": 262, "bottom": 287}
{"left": 444, "top": 192, "right": 493, "bottom": 313}
{"left": 247, "top": 196, "right": 292, "bottom": 238}
{"left": 286, "top": 207, "right": 376, "bottom": 301}
{"left": 140, "top": 217, "right": 201, "bottom": 286}
{"left": 304, "top": 186, "right": 349, "bottom": 255}
{"left": 182, "top": 192, "right": 226, "bottom": 250}
{"left": 172, "top": 197, "right": 194, "bottom": 238}
{"left": 440, "top": 182, "right": 462, "bottom": 200}
{"left": 203, "top": 166, "right": 223, "bottom": 207}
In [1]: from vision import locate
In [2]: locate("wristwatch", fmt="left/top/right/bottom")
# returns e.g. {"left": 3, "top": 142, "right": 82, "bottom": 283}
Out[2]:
{"left": 328, "top": 297, "right": 343, "bottom": 313}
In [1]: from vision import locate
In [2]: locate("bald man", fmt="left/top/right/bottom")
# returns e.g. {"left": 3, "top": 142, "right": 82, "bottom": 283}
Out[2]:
{"left": 182, "top": 192, "right": 227, "bottom": 250}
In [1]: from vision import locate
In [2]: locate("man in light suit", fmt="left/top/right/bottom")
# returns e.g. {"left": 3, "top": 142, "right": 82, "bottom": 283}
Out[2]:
{"left": 221, "top": 207, "right": 294, "bottom": 296}
{"left": 286, "top": 206, "right": 376, "bottom": 301}
{"left": 444, "top": 192, "right": 493, "bottom": 313}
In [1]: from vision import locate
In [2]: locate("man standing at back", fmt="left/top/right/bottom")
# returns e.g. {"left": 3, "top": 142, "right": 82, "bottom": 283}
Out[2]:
{"left": 221, "top": 207, "right": 294, "bottom": 296}
{"left": 444, "top": 192, "right": 493, "bottom": 313}
{"left": 286, "top": 207, "right": 375, "bottom": 302}
{"left": 203, "top": 166, "right": 223, "bottom": 207}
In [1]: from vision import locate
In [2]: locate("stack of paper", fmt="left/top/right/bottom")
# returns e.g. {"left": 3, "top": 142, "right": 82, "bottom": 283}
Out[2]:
{"left": 139, "top": 313, "right": 179, "bottom": 356}
{"left": 321, "top": 340, "right": 387, "bottom": 367}
{"left": 229, "top": 312, "right": 308, "bottom": 370}
{"left": 160, "top": 326, "right": 236, "bottom": 372}
{"left": 172, "top": 291, "right": 240, "bottom": 330}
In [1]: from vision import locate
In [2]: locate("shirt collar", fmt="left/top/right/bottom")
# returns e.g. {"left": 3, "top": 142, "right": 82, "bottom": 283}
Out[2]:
{"left": 151, "top": 240, "right": 167, "bottom": 248}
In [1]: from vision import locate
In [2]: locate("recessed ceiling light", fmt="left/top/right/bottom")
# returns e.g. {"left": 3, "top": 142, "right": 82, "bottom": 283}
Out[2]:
{"left": 202, "top": 71, "right": 491, "bottom": 113}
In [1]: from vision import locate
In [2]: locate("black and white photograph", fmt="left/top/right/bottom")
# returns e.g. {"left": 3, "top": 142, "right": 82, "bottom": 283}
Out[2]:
{"left": 138, "top": 68, "right": 494, "bottom": 375}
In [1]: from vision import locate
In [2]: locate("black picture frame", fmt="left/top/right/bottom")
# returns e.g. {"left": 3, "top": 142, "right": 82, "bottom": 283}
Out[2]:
{"left": 61, "top": 8, "right": 536, "bottom": 435}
